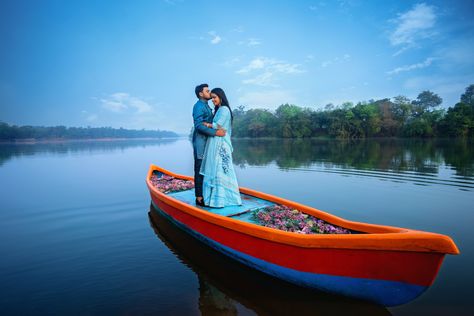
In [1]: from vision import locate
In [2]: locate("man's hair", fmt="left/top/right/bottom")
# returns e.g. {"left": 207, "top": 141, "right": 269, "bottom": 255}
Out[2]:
{"left": 195, "top": 83, "right": 209, "bottom": 98}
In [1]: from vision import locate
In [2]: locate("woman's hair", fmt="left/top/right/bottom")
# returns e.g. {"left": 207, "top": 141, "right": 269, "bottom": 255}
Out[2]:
{"left": 211, "top": 88, "right": 233, "bottom": 122}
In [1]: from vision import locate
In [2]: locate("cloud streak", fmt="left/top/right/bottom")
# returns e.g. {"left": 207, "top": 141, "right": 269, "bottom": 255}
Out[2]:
{"left": 389, "top": 3, "right": 437, "bottom": 55}
{"left": 238, "top": 38, "right": 261, "bottom": 46}
{"left": 386, "top": 57, "right": 435, "bottom": 75}
{"left": 320, "top": 54, "right": 351, "bottom": 68}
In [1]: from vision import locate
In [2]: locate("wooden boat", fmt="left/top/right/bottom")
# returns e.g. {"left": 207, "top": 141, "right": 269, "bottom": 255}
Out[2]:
{"left": 148, "top": 208, "right": 391, "bottom": 315}
{"left": 146, "top": 164, "right": 460, "bottom": 307}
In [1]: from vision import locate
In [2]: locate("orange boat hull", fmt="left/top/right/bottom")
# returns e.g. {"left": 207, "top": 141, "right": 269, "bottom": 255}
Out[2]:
{"left": 146, "top": 164, "right": 459, "bottom": 306}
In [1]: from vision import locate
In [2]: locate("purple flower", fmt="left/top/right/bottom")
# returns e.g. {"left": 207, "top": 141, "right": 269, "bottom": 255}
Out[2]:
{"left": 251, "top": 204, "right": 352, "bottom": 235}
{"left": 151, "top": 174, "right": 194, "bottom": 194}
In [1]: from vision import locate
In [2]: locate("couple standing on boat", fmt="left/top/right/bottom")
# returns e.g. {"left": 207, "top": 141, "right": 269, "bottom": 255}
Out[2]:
{"left": 192, "top": 83, "right": 242, "bottom": 208}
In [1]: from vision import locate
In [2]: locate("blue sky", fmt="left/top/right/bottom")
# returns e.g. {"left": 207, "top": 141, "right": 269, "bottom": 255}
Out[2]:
{"left": 1, "top": 0, "right": 473, "bottom": 133}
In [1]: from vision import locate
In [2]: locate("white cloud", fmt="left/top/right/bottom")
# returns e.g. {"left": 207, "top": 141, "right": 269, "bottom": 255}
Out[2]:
{"left": 208, "top": 31, "right": 222, "bottom": 44}
{"left": 237, "top": 90, "right": 297, "bottom": 109}
{"left": 237, "top": 57, "right": 305, "bottom": 87}
{"left": 80, "top": 110, "right": 99, "bottom": 123}
{"left": 237, "top": 58, "right": 269, "bottom": 74}
{"left": 309, "top": 2, "right": 327, "bottom": 11}
{"left": 101, "top": 99, "right": 127, "bottom": 112}
{"left": 247, "top": 38, "right": 261, "bottom": 46}
{"left": 92, "top": 95, "right": 188, "bottom": 133}
{"left": 389, "top": 3, "right": 437, "bottom": 54}
{"left": 129, "top": 97, "right": 153, "bottom": 113}
{"left": 237, "top": 57, "right": 305, "bottom": 74}
{"left": 100, "top": 93, "right": 153, "bottom": 113}
{"left": 272, "top": 62, "right": 305, "bottom": 74}
{"left": 236, "top": 57, "right": 267, "bottom": 73}
{"left": 86, "top": 114, "right": 98, "bottom": 122}
{"left": 221, "top": 56, "right": 241, "bottom": 67}
{"left": 321, "top": 61, "right": 332, "bottom": 68}
{"left": 238, "top": 38, "right": 262, "bottom": 47}
{"left": 321, "top": 54, "right": 351, "bottom": 68}
{"left": 232, "top": 26, "right": 244, "bottom": 33}
{"left": 242, "top": 72, "right": 276, "bottom": 87}
{"left": 386, "top": 57, "right": 435, "bottom": 75}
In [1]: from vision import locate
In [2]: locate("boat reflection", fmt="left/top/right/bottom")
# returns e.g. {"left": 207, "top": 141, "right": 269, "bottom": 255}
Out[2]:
{"left": 148, "top": 205, "right": 392, "bottom": 316}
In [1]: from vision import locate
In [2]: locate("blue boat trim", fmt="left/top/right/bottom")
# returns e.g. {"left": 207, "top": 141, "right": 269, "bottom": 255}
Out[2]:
{"left": 152, "top": 202, "right": 428, "bottom": 307}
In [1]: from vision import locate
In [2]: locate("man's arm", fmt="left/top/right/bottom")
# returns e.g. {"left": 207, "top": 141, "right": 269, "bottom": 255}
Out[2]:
{"left": 193, "top": 104, "right": 225, "bottom": 137}
{"left": 193, "top": 104, "right": 217, "bottom": 136}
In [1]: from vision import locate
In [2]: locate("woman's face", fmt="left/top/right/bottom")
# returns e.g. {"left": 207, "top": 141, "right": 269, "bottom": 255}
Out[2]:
{"left": 211, "top": 93, "right": 221, "bottom": 106}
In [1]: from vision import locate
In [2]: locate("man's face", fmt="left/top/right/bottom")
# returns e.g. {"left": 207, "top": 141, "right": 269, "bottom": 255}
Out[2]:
{"left": 200, "top": 87, "right": 211, "bottom": 100}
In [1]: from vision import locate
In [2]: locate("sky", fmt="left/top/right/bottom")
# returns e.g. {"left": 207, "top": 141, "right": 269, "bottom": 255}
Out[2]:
{"left": 1, "top": 0, "right": 473, "bottom": 134}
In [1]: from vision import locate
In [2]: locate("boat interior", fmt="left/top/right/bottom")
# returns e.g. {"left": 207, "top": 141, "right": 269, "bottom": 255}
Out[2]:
{"left": 152, "top": 170, "right": 357, "bottom": 232}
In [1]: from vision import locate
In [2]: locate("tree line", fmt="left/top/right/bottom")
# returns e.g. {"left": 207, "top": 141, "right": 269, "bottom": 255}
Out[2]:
{"left": 232, "top": 84, "right": 474, "bottom": 138}
{"left": 0, "top": 123, "right": 179, "bottom": 141}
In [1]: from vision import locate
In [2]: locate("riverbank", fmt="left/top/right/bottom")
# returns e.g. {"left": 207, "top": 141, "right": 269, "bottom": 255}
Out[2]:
{"left": 0, "top": 137, "right": 184, "bottom": 145}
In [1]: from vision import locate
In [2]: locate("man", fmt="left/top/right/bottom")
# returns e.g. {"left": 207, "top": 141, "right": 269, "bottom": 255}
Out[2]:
{"left": 192, "top": 83, "right": 226, "bottom": 206}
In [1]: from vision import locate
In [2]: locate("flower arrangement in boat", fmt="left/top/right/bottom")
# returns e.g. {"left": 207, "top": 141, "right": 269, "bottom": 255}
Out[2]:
{"left": 251, "top": 204, "right": 351, "bottom": 234}
{"left": 150, "top": 174, "right": 194, "bottom": 193}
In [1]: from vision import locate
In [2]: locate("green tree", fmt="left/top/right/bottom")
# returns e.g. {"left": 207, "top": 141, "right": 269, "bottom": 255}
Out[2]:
{"left": 402, "top": 91, "right": 443, "bottom": 137}
{"left": 391, "top": 95, "right": 412, "bottom": 124}
{"left": 274, "top": 104, "right": 311, "bottom": 138}
{"left": 352, "top": 102, "right": 381, "bottom": 137}
{"left": 461, "top": 84, "right": 474, "bottom": 106}
{"left": 247, "top": 109, "right": 277, "bottom": 137}
{"left": 411, "top": 91, "right": 443, "bottom": 118}
{"left": 375, "top": 99, "right": 399, "bottom": 136}
{"left": 309, "top": 110, "right": 330, "bottom": 136}
{"left": 439, "top": 102, "right": 474, "bottom": 137}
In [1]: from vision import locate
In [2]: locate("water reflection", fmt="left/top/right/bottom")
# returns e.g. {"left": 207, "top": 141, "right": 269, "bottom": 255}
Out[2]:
{"left": 232, "top": 138, "right": 474, "bottom": 189}
{"left": 148, "top": 206, "right": 391, "bottom": 316}
{"left": 0, "top": 138, "right": 178, "bottom": 166}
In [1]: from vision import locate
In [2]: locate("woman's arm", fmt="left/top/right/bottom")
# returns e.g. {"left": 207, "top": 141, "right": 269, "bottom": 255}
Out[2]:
{"left": 212, "top": 107, "right": 229, "bottom": 129}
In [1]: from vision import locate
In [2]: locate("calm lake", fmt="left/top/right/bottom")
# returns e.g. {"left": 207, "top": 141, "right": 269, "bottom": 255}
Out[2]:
{"left": 1, "top": 138, "right": 473, "bottom": 315}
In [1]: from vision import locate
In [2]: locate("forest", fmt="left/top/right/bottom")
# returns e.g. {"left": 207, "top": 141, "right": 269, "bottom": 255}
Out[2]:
{"left": 0, "top": 123, "right": 178, "bottom": 141}
{"left": 232, "top": 84, "right": 474, "bottom": 138}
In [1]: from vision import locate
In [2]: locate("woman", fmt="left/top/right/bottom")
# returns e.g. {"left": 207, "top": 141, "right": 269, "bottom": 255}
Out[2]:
{"left": 200, "top": 88, "right": 242, "bottom": 208}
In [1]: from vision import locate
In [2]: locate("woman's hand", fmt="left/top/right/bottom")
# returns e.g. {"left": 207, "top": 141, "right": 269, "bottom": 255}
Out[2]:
{"left": 203, "top": 122, "right": 213, "bottom": 128}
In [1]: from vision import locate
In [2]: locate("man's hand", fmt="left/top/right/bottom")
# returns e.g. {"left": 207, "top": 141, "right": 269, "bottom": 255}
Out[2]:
{"left": 216, "top": 129, "right": 226, "bottom": 137}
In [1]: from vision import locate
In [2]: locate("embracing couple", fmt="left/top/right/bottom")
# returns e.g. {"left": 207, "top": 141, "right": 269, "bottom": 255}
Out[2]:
{"left": 192, "top": 83, "right": 242, "bottom": 208}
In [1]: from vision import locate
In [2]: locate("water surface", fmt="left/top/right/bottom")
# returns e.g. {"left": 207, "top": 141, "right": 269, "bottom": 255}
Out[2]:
{"left": 0, "top": 138, "right": 472, "bottom": 315}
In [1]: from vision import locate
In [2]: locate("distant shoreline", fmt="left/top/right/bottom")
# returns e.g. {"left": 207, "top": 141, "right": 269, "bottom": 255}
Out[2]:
{"left": 2, "top": 136, "right": 471, "bottom": 145}
{"left": 0, "top": 137, "right": 184, "bottom": 144}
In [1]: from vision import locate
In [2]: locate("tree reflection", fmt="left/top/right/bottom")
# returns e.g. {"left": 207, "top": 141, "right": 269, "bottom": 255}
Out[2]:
{"left": 232, "top": 138, "right": 474, "bottom": 178}
{"left": 0, "top": 139, "right": 178, "bottom": 166}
